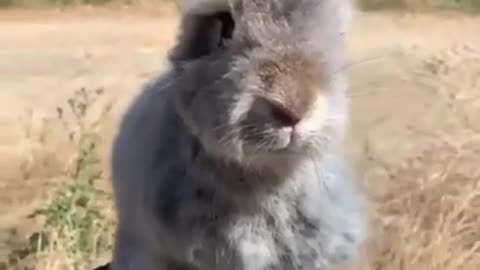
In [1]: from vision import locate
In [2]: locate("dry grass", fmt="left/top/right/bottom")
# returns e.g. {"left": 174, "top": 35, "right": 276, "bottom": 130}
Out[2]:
{"left": 357, "top": 139, "right": 480, "bottom": 270}
{"left": 356, "top": 43, "right": 480, "bottom": 270}
{"left": 2, "top": 88, "right": 116, "bottom": 270}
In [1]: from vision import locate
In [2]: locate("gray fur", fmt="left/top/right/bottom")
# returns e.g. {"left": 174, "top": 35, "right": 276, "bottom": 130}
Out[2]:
{"left": 169, "top": 11, "right": 234, "bottom": 62}
{"left": 110, "top": 0, "right": 365, "bottom": 269}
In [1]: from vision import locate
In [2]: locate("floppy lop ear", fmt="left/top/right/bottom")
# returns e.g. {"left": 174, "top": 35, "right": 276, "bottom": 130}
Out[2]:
{"left": 169, "top": 1, "right": 235, "bottom": 62}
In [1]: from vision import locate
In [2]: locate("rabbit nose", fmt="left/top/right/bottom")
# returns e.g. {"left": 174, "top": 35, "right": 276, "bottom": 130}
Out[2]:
{"left": 268, "top": 102, "right": 300, "bottom": 127}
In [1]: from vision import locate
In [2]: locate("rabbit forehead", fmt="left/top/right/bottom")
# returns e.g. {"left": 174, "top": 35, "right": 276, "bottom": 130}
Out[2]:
{"left": 235, "top": 45, "right": 326, "bottom": 84}
{"left": 231, "top": 0, "right": 350, "bottom": 43}
{"left": 235, "top": 47, "right": 325, "bottom": 111}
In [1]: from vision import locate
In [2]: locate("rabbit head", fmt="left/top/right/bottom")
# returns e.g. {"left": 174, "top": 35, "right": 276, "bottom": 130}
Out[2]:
{"left": 171, "top": 0, "right": 350, "bottom": 168}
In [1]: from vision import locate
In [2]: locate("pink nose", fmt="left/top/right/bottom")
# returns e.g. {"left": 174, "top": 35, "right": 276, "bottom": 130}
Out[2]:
{"left": 268, "top": 101, "right": 300, "bottom": 127}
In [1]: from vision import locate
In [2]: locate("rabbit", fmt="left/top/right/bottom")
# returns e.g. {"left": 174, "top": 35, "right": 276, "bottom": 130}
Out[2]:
{"left": 110, "top": 0, "right": 366, "bottom": 270}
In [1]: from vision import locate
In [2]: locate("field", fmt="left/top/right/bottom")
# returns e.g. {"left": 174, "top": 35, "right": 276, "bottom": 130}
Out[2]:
{"left": 0, "top": 4, "right": 479, "bottom": 270}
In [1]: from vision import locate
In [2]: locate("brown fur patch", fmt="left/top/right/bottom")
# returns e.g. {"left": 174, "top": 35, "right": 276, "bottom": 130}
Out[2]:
{"left": 254, "top": 49, "right": 325, "bottom": 121}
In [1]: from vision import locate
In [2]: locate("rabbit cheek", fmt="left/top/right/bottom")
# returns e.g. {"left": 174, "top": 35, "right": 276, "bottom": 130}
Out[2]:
{"left": 295, "top": 95, "right": 329, "bottom": 142}
{"left": 229, "top": 93, "right": 254, "bottom": 125}
{"left": 201, "top": 130, "right": 244, "bottom": 163}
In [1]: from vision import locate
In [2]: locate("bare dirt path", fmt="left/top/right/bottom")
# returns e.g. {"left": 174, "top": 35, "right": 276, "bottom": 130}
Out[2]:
{"left": 0, "top": 8, "right": 479, "bottom": 234}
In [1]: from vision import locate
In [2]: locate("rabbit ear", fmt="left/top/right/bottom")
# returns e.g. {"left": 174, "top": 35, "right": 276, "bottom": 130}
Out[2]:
{"left": 180, "top": 0, "right": 230, "bottom": 15}
{"left": 169, "top": 11, "right": 234, "bottom": 62}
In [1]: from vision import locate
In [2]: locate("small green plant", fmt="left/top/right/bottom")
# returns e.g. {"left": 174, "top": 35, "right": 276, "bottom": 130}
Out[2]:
{"left": 7, "top": 87, "right": 116, "bottom": 270}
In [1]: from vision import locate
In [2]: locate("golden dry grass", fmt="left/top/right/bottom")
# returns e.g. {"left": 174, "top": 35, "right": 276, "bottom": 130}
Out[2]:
{"left": 0, "top": 6, "right": 479, "bottom": 270}
{"left": 358, "top": 141, "right": 480, "bottom": 270}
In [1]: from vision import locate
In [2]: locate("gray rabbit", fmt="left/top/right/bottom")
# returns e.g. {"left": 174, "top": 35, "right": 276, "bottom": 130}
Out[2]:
{"left": 110, "top": 0, "right": 366, "bottom": 269}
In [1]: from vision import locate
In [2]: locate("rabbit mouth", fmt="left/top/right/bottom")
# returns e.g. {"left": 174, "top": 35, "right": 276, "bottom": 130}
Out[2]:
{"left": 268, "top": 127, "right": 296, "bottom": 151}
{"left": 241, "top": 126, "right": 297, "bottom": 154}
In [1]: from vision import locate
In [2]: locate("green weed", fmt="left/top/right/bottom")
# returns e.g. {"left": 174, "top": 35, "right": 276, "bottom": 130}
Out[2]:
{"left": 5, "top": 88, "right": 115, "bottom": 270}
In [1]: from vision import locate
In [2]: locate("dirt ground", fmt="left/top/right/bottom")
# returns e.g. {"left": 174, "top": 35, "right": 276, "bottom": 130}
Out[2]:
{"left": 0, "top": 6, "right": 479, "bottom": 268}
